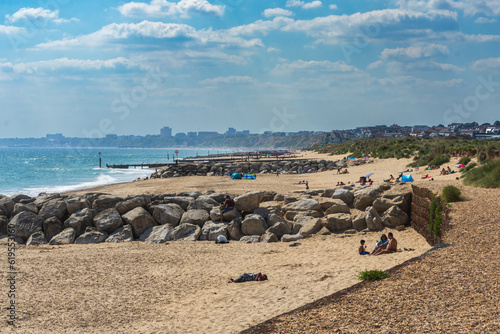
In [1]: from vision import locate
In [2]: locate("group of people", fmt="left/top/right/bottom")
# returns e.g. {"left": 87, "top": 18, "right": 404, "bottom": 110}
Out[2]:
{"left": 298, "top": 180, "right": 309, "bottom": 189}
{"left": 359, "top": 233, "right": 398, "bottom": 256}
{"left": 440, "top": 166, "right": 456, "bottom": 175}
{"left": 337, "top": 167, "right": 349, "bottom": 174}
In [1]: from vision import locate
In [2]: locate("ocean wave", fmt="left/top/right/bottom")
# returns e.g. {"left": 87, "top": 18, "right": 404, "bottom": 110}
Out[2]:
{"left": 19, "top": 174, "right": 118, "bottom": 197}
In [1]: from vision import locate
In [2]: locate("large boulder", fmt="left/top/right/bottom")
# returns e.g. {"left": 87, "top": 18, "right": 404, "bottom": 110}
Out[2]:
{"left": 64, "top": 208, "right": 95, "bottom": 236}
{"left": 10, "top": 194, "right": 32, "bottom": 203}
{"left": 187, "top": 196, "right": 219, "bottom": 211}
{"left": 92, "top": 195, "right": 123, "bottom": 212}
{"left": 324, "top": 199, "right": 350, "bottom": 215}
{"left": 260, "top": 231, "right": 279, "bottom": 243}
{"left": 0, "top": 215, "right": 8, "bottom": 235}
{"left": 267, "top": 213, "right": 286, "bottom": 227}
{"left": 234, "top": 191, "right": 263, "bottom": 212}
{"left": 12, "top": 202, "right": 38, "bottom": 216}
{"left": 353, "top": 187, "right": 382, "bottom": 210}
{"left": 252, "top": 207, "right": 270, "bottom": 220}
{"left": 200, "top": 221, "right": 228, "bottom": 241}
{"left": 122, "top": 207, "right": 157, "bottom": 238}
{"left": 331, "top": 189, "right": 354, "bottom": 205}
{"left": 26, "top": 231, "right": 48, "bottom": 246}
{"left": 365, "top": 206, "right": 384, "bottom": 231}
{"left": 65, "top": 197, "right": 91, "bottom": 215}
{"left": 266, "top": 221, "right": 292, "bottom": 239}
{"left": 372, "top": 198, "right": 394, "bottom": 212}
{"left": 281, "top": 234, "right": 304, "bottom": 242}
{"left": 383, "top": 191, "right": 412, "bottom": 212}
{"left": 94, "top": 208, "right": 124, "bottom": 234}
{"left": 39, "top": 199, "right": 68, "bottom": 221}
{"left": 261, "top": 190, "right": 277, "bottom": 202}
{"left": 241, "top": 214, "right": 267, "bottom": 235}
{"left": 153, "top": 204, "right": 184, "bottom": 226}
{"left": 352, "top": 213, "right": 367, "bottom": 231}
{"left": 164, "top": 197, "right": 194, "bottom": 211}
{"left": 297, "top": 216, "right": 322, "bottom": 237}
{"left": 49, "top": 227, "right": 76, "bottom": 245}
{"left": 106, "top": 225, "right": 134, "bottom": 243}
{"left": 145, "top": 224, "right": 174, "bottom": 244}
{"left": 177, "top": 191, "right": 201, "bottom": 199}
{"left": 209, "top": 207, "right": 240, "bottom": 222}
{"left": 323, "top": 213, "right": 352, "bottom": 232}
{"left": 180, "top": 209, "right": 210, "bottom": 227}
{"left": 381, "top": 205, "right": 408, "bottom": 227}
{"left": 10, "top": 211, "right": 44, "bottom": 241}
{"left": 283, "top": 199, "right": 320, "bottom": 212}
{"left": 115, "top": 196, "right": 150, "bottom": 214}
{"left": 43, "top": 217, "right": 63, "bottom": 242}
{"left": 170, "top": 223, "right": 201, "bottom": 241}
{"left": 240, "top": 235, "right": 261, "bottom": 243}
{"left": 75, "top": 230, "right": 108, "bottom": 244}
{"left": 0, "top": 197, "right": 15, "bottom": 217}
{"left": 227, "top": 218, "right": 244, "bottom": 241}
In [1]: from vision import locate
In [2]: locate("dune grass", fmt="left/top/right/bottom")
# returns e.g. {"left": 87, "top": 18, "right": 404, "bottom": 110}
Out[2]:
{"left": 461, "top": 159, "right": 500, "bottom": 188}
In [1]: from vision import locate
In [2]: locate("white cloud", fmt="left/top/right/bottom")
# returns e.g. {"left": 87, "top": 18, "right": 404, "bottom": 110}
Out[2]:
{"left": 199, "top": 76, "right": 256, "bottom": 85}
{"left": 286, "top": 0, "right": 305, "bottom": 7}
{"left": 377, "top": 75, "right": 465, "bottom": 88}
{"left": 226, "top": 16, "right": 294, "bottom": 36}
{"left": 0, "top": 25, "right": 26, "bottom": 34}
{"left": 263, "top": 8, "right": 294, "bottom": 18}
{"left": 118, "top": 0, "right": 225, "bottom": 18}
{"left": 367, "top": 60, "right": 383, "bottom": 70}
{"left": 475, "top": 17, "right": 497, "bottom": 24}
{"left": 381, "top": 44, "right": 449, "bottom": 59}
{"left": 273, "top": 59, "right": 358, "bottom": 74}
{"left": 329, "top": 4, "right": 338, "bottom": 10}
{"left": 302, "top": 1, "right": 322, "bottom": 9}
{"left": 472, "top": 57, "right": 500, "bottom": 71}
{"left": 267, "top": 47, "right": 279, "bottom": 52}
{"left": 5, "top": 7, "right": 77, "bottom": 24}
{"left": 386, "top": 60, "right": 464, "bottom": 73}
{"left": 397, "top": 0, "right": 500, "bottom": 16}
{"left": 34, "top": 21, "right": 264, "bottom": 50}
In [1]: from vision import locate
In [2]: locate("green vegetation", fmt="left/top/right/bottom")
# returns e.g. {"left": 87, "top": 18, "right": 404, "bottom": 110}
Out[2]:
{"left": 442, "top": 185, "right": 462, "bottom": 202}
{"left": 311, "top": 138, "right": 500, "bottom": 167}
{"left": 461, "top": 162, "right": 477, "bottom": 174}
{"left": 461, "top": 159, "right": 500, "bottom": 188}
{"left": 357, "top": 270, "right": 390, "bottom": 281}
{"left": 458, "top": 157, "right": 471, "bottom": 166}
{"left": 434, "top": 205, "right": 443, "bottom": 237}
{"left": 428, "top": 199, "right": 436, "bottom": 233}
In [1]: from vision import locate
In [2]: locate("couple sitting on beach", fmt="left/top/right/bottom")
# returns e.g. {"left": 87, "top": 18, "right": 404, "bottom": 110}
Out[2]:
{"left": 359, "top": 233, "right": 398, "bottom": 256}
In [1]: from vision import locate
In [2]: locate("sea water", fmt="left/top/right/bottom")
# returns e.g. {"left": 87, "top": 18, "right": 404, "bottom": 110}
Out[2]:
{"left": 0, "top": 147, "right": 230, "bottom": 197}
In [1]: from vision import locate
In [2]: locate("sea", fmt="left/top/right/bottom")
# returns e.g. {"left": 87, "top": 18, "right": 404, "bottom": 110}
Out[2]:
{"left": 0, "top": 147, "right": 234, "bottom": 197}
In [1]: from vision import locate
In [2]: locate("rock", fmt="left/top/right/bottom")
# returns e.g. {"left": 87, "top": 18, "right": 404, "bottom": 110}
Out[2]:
{"left": 145, "top": 224, "right": 174, "bottom": 243}
{"left": 26, "top": 231, "right": 48, "bottom": 245}
{"left": 170, "top": 223, "right": 201, "bottom": 241}
{"left": 383, "top": 191, "right": 412, "bottom": 212}
{"left": 260, "top": 202, "right": 282, "bottom": 215}
{"left": 34, "top": 193, "right": 61, "bottom": 209}
{"left": 317, "top": 227, "right": 331, "bottom": 235}
{"left": 180, "top": 209, "right": 210, "bottom": 227}
{"left": 352, "top": 213, "right": 367, "bottom": 231}
{"left": 106, "top": 225, "right": 134, "bottom": 242}
{"left": 94, "top": 208, "right": 124, "bottom": 234}
{"left": 39, "top": 199, "right": 68, "bottom": 221}
{"left": 12, "top": 202, "right": 38, "bottom": 216}
{"left": 381, "top": 205, "right": 408, "bottom": 227}
{"left": 373, "top": 198, "right": 394, "bottom": 212}
{"left": 10, "top": 211, "right": 44, "bottom": 241}
{"left": 261, "top": 191, "right": 277, "bottom": 202}
{"left": 206, "top": 192, "right": 226, "bottom": 203}
{"left": 177, "top": 191, "right": 201, "bottom": 199}
{"left": 122, "top": 207, "right": 157, "bottom": 238}
{"left": 281, "top": 234, "right": 303, "bottom": 242}
{"left": 285, "top": 211, "right": 300, "bottom": 221}
{"left": 324, "top": 213, "right": 352, "bottom": 231}
{"left": 0, "top": 197, "right": 15, "bottom": 217}
{"left": 260, "top": 231, "right": 279, "bottom": 243}
{"left": 284, "top": 195, "right": 298, "bottom": 204}
{"left": 209, "top": 207, "right": 240, "bottom": 222}
{"left": 283, "top": 198, "right": 320, "bottom": 212}
{"left": 273, "top": 193, "right": 285, "bottom": 201}
{"left": 365, "top": 206, "right": 384, "bottom": 231}
{"left": 92, "top": 195, "right": 123, "bottom": 212}
{"left": 234, "top": 191, "right": 263, "bottom": 212}
{"left": 115, "top": 196, "right": 150, "bottom": 214}
{"left": 253, "top": 207, "right": 270, "bottom": 220}
{"left": 65, "top": 197, "right": 91, "bottom": 215}
{"left": 240, "top": 235, "right": 260, "bottom": 243}
{"left": 321, "top": 189, "right": 335, "bottom": 198}
{"left": 227, "top": 218, "right": 244, "bottom": 241}
{"left": 267, "top": 213, "right": 286, "bottom": 227}
{"left": 0, "top": 216, "right": 8, "bottom": 235}
{"left": 43, "top": 216, "right": 63, "bottom": 242}
{"left": 64, "top": 208, "right": 95, "bottom": 236}
{"left": 75, "top": 230, "right": 108, "bottom": 244}
{"left": 331, "top": 189, "right": 354, "bottom": 205}
{"left": 297, "top": 217, "right": 322, "bottom": 237}
{"left": 200, "top": 221, "right": 228, "bottom": 241}
{"left": 187, "top": 196, "right": 219, "bottom": 211}
{"left": 241, "top": 214, "right": 267, "bottom": 235}
{"left": 395, "top": 225, "right": 406, "bottom": 231}
{"left": 10, "top": 194, "right": 32, "bottom": 203}
{"left": 153, "top": 204, "right": 184, "bottom": 226}
{"left": 344, "top": 229, "right": 357, "bottom": 235}
{"left": 266, "top": 221, "right": 292, "bottom": 239}
{"left": 49, "top": 227, "right": 76, "bottom": 245}
{"left": 324, "top": 199, "right": 350, "bottom": 215}
{"left": 164, "top": 197, "right": 194, "bottom": 211}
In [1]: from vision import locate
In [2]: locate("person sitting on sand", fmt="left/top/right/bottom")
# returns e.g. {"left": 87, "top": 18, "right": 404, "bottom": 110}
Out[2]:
{"left": 220, "top": 195, "right": 235, "bottom": 223}
{"left": 372, "top": 234, "right": 388, "bottom": 254}
{"left": 359, "top": 240, "right": 369, "bottom": 255}
{"left": 372, "top": 232, "right": 398, "bottom": 256}
{"left": 228, "top": 272, "right": 267, "bottom": 283}
{"left": 305, "top": 181, "right": 309, "bottom": 190}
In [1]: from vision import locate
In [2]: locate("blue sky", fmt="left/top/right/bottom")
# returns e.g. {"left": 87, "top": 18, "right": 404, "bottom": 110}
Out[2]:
{"left": 1, "top": 0, "right": 500, "bottom": 138}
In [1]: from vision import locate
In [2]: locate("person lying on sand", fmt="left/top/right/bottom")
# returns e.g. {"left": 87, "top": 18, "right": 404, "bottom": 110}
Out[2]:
{"left": 228, "top": 272, "right": 267, "bottom": 283}
{"left": 372, "top": 232, "right": 398, "bottom": 256}
{"left": 422, "top": 174, "right": 430, "bottom": 179}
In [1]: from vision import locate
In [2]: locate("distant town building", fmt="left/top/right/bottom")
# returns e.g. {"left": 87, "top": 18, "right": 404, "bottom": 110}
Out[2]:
{"left": 46, "top": 133, "right": 64, "bottom": 140}
{"left": 226, "top": 127, "right": 236, "bottom": 134}
{"left": 187, "top": 132, "right": 197, "bottom": 137}
{"left": 236, "top": 130, "right": 250, "bottom": 135}
{"left": 160, "top": 127, "right": 172, "bottom": 137}
{"left": 197, "top": 131, "right": 219, "bottom": 138}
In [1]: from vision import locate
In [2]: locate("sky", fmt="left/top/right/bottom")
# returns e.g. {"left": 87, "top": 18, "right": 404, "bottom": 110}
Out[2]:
{"left": 1, "top": 0, "right": 500, "bottom": 138}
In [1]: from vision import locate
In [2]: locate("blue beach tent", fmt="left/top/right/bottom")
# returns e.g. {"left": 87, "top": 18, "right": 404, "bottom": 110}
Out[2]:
{"left": 401, "top": 174, "right": 414, "bottom": 183}
{"left": 231, "top": 172, "right": 242, "bottom": 179}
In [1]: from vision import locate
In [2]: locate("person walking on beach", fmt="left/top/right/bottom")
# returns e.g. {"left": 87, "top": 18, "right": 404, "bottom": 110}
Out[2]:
{"left": 220, "top": 195, "right": 235, "bottom": 223}
{"left": 276, "top": 170, "right": 279, "bottom": 177}
{"left": 372, "top": 232, "right": 397, "bottom": 255}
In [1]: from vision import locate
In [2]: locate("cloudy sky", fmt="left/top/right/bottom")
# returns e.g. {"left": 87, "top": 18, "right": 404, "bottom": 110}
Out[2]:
{"left": 1, "top": 0, "right": 500, "bottom": 138}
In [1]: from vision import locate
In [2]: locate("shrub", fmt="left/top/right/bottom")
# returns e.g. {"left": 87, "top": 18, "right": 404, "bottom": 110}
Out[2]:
{"left": 461, "top": 162, "right": 477, "bottom": 174}
{"left": 458, "top": 157, "right": 471, "bottom": 166}
{"left": 357, "top": 270, "right": 390, "bottom": 281}
{"left": 428, "top": 154, "right": 450, "bottom": 166}
{"left": 442, "top": 185, "right": 462, "bottom": 202}
{"left": 434, "top": 205, "right": 443, "bottom": 237}
{"left": 462, "top": 159, "right": 500, "bottom": 188}
{"left": 428, "top": 199, "right": 436, "bottom": 233}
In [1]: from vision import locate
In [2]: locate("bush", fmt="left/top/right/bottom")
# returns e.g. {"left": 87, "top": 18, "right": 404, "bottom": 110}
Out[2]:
{"left": 434, "top": 205, "right": 443, "bottom": 237}
{"left": 458, "top": 157, "right": 471, "bottom": 166}
{"left": 428, "top": 154, "right": 450, "bottom": 166}
{"left": 428, "top": 199, "right": 436, "bottom": 233}
{"left": 461, "top": 162, "right": 477, "bottom": 174}
{"left": 357, "top": 270, "right": 390, "bottom": 281}
{"left": 462, "top": 159, "right": 500, "bottom": 188}
{"left": 442, "top": 185, "right": 462, "bottom": 202}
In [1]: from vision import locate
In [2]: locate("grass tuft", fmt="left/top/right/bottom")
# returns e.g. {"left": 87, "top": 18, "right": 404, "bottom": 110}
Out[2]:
{"left": 461, "top": 159, "right": 500, "bottom": 188}
{"left": 357, "top": 270, "right": 390, "bottom": 281}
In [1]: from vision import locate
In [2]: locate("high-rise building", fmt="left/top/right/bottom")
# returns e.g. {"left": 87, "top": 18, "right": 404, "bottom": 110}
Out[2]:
{"left": 226, "top": 127, "right": 236, "bottom": 134}
{"left": 160, "top": 126, "right": 172, "bottom": 137}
